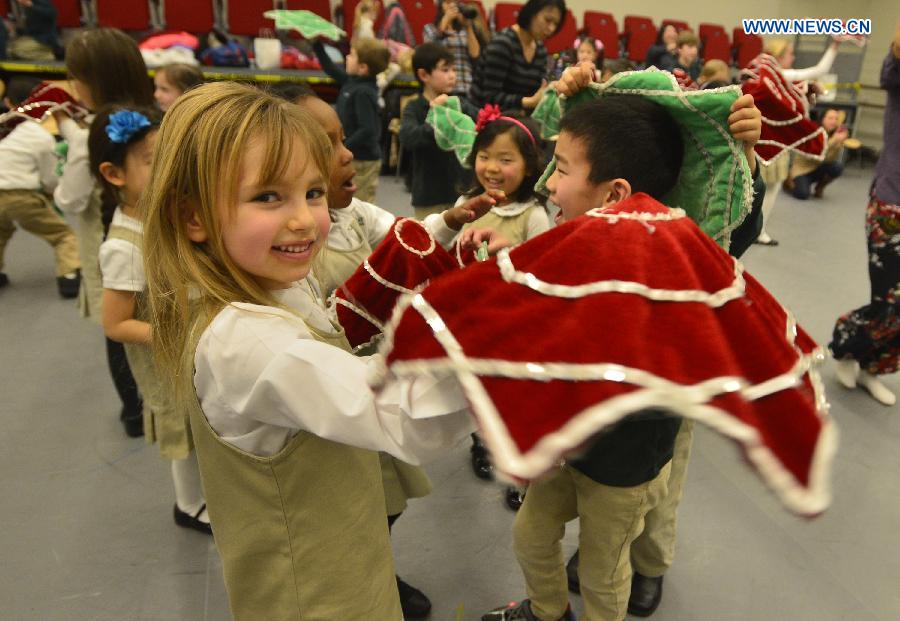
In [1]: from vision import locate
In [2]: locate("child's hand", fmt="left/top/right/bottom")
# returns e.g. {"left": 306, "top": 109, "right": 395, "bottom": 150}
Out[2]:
{"left": 728, "top": 94, "right": 761, "bottom": 175}
{"left": 444, "top": 189, "right": 505, "bottom": 230}
{"left": 459, "top": 227, "right": 512, "bottom": 256}
{"left": 556, "top": 62, "right": 596, "bottom": 97}
{"left": 430, "top": 94, "right": 450, "bottom": 108}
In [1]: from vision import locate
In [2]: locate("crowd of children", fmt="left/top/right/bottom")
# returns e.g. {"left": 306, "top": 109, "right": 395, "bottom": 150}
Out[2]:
{"left": 0, "top": 5, "right": 886, "bottom": 620}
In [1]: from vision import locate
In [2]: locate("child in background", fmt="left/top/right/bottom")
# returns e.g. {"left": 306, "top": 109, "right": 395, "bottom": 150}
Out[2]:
{"left": 553, "top": 34, "right": 604, "bottom": 80}
{"left": 54, "top": 28, "right": 156, "bottom": 438}
{"left": 313, "top": 37, "right": 391, "bottom": 203}
{"left": 481, "top": 65, "right": 763, "bottom": 621}
{"left": 153, "top": 63, "right": 205, "bottom": 112}
{"left": 662, "top": 31, "right": 701, "bottom": 81}
{"left": 142, "top": 81, "right": 473, "bottom": 621}
{"left": 0, "top": 77, "right": 80, "bottom": 297}
{"left": 698, "top": 59, "right": 731, "bottom": 89}
{"left": 786, "top": 108, "right": 847, "bottom": 199}
{"left": 600, "top": 58, "right": 636, "bottom": 82}
{"left": 401, "top": 42, "right": 479, "bottom": 219}
{"left": 354, "top": 0, "right": 379, "bottom": 40}
{"left": 92, "top": 106, "right": 210, "bottom": 534}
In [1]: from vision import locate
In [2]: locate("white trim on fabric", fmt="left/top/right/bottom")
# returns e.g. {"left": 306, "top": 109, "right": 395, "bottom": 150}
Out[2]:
{"left": 331, "top": 295, "right": 386, "bottom": 354}
{"left": 393, "top": 217, "right": 437, "bottom": 257}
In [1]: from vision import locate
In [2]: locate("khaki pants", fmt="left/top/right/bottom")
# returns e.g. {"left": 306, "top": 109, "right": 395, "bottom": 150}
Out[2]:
{"left": 354, "top": 159, "right": 381, "bottom": 203}
{"left": 631, "top": 419, "right": 695, "bottom": 577}
{"left": 0, "top": 189, "right": 80, "bottom": 276}
{"left": 413, "top": 203, "right": 452, "bottom": 221}
{"left": 9, "top": 36, "right": 56, "bottom": 61}
{"left": 513, "top": 463, "right": 670, "bottom": 621}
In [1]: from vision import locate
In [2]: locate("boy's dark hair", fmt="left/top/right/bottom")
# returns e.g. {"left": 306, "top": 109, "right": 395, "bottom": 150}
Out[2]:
{"left": 676, "top": 31, "right": 699, "bottom": 48}
{"left": 465, "top": 114, "right": 546, "bottom": 204}
{"left": 603, "top": 58, "right": 635, "bottom": 77}
{"left": 354, "top": 38, "right": 391, "bottom": 76}
{"left": 412, "top": 42, "right": 454, "bottom": 76}
{"left": 4, "top": 76, "right": 43, "bottom": 106}
{"left": 559, "top": 96, "right": 683, "bottom": 199}
{"left": 267, "top": 81, "right": 316, "bottom": 103}
{"left": 88, "top": 105, "right": 163, "bottom": 231}
{"left": 517, "top": 0, "right": 567, "bottom": 37}
{"left": 157, "top": 63, "right": 205, "bottom": 94}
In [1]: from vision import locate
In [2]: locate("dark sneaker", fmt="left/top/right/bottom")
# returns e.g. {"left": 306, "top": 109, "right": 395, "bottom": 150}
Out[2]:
{"left": 397, "top": 576, "right": 431, "bottom": 618}
{"left": 0, "top": 272, "right": 9, "bottom": 288}
{"left": 566, "top": 550, "right": 580, "bottom": 594}
{"left": 505, "top": 486, "right": 525, "bottom": 511}
{"left": 628, "top": 573, "right": 663, "bottom": 617}
{"left": 57, "top": 270, "right": 80, "bottom": 299}
{"left": 482, "top": 599, "right": 574, "bottom": 621}
{"left": 471, "top": 434, "right": 494, "bottom": 480}
{"left": 173, "top": 503, "right": 213, "bottom": 535}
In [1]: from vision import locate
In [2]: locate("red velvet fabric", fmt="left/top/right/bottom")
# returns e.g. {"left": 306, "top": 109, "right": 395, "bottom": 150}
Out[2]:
{"left": 742, "top": 54, "right": 826, "bottom": 164}
{"left": 0, "top": 83, "right": 86, "bottom": 137}
{"left": 335, "top": 218, "right": 458, "bottom": 348}
{"left": 383, "top": 194, "right": 828, "bottom": 494}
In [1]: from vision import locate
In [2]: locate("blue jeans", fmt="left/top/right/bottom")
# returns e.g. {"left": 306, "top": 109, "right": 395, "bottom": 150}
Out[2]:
{"left": 792, "top": 161, "right": 844, "bottom": 199}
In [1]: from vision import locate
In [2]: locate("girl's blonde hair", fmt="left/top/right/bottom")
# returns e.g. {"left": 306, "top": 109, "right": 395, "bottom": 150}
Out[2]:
{"left": 764, "top": 39, "right": 790, "bottom": 60}
{"left": 143, "top": 81, "right": 332, "bottom": 388}
{"left": 699, "top": 59, "right": 729, "bottom": 82}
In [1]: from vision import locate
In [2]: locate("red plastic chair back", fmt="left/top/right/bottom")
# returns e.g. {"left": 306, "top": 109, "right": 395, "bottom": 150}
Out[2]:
{"left": 698, "top": 23, "right": 730, "bottom": 64}
{"left": 583, "top": 11, "right": 618, "bottom": 59}
{"left": 492, "top": 2, "right": 522, "bottom": 31}
{"left": 735, "top": 33, "right": 763, "bottom": 69}
{"left": 622, "top": 15, "right": 656, "bottom": 63}
{"left": 289, "top": 0, "right": 331, "bottom": 21}
{"left": 343, "top": 0, "right": 386, "bottom": 35}
{"left": 399, "top": 0, "right": 436, "bottom": 43}
{"left": 96, "top": 0, "right": 152, "bottom": 31}
{"left": 227, "top": 0, "right": 276, "bottom": 36}
{"left": 661, "top": 18, "right": 689, "bottom": 33}
{"left": 164, "top": 0, "right": 215, "bottom": 32}
{"left": 55, "top": 0, "right": 82, "bottom": 28}
{"left": 544, "top": 9, "right": 577, "bottom": 55}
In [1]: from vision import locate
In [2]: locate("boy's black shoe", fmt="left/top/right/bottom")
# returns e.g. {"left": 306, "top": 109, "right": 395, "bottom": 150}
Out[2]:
{"left": 173, "top": 503, "right": 213, "bottom": 535}
{"left": 120, "top": 406, "right": 144, "bottom": 438}
{"left": 566, "top": 550, "right": 580, "bottom": 594}
{"left": 0, "top": 272, "right": 9, "bottom": 288}
{"left": 470, "top": 434, "right": 494, "bottom": 480}
{"left": 57, "top": 270, "right": 80, "bottom": 299}
{"left": 482, "top": 599, "right": 575, "bottom": 621}
{"left": 505, "top": 486, "right": 525, "bottom": 511}
{"left": 628, "top": 573, "right": 663, "bottom": 617}
{"left": 397, "top": 577, "right": 431, "bottom": 618}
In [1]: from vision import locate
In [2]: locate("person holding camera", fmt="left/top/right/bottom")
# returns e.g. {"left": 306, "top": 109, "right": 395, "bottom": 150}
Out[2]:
{"left": 423, "top": 1, "right": 488, "bottom": 99}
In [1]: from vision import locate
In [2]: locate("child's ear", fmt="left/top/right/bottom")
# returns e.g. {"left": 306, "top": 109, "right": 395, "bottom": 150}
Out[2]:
{"left": 98, "top": 162, "right": 127, "bottom": 188}
{"left": 605, "top": 178, "right": 632, "bottom": 204}
{"left": 416, "top": 67, "right": 429, "bottom": 82}
{"left": 185, "top": 209, "right": 208, "bottom": 243}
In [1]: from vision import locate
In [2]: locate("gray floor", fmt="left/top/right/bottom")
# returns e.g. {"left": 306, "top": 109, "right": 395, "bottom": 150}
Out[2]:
{"left": 2, "top": 165, "right": 898, "bottom": 621}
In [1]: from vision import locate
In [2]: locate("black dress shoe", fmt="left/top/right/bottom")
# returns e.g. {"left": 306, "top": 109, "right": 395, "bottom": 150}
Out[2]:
{"left": 120, "top": 407, "right": 144, "bottom": 438}
{"left": 173, "top": 503, "right": 213, "bottom": 535}
{"left": 566, "top": 550, "right": 580, "bottom": 594}
{"left": 397, "top": 576, "right": 431, "bottom": 618}
{"left": 504, "top": 486, "right": 525, "bottom": 511}
{"left": 470, "top": 434, "right": 494, "bottom": 480}
{"left": 0, "top": 272, "right": 8, "bottom": 288}
{"left": 628, "top": 573, "right": 663, "bottom": 617}
{"left": 57, "top": 270, "right": 80, "bottom": 299}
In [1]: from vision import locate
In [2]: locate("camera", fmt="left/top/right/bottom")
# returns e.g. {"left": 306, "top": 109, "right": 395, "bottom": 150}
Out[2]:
{"left": 459, "top": 4, "right": 478, "bottom": 19}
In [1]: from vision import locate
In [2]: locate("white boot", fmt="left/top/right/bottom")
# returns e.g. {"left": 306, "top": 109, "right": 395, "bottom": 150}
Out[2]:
{"left": 834, "top": 358, "right": 860, "bottom": 389}
{"left": 858, "top": 371, "right": 897, "bottom": 406}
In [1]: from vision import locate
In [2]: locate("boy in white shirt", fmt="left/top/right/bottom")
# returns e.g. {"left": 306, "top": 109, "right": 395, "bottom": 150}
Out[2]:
{"left": 0, "top": 78, "right": 80, "bottom": 297}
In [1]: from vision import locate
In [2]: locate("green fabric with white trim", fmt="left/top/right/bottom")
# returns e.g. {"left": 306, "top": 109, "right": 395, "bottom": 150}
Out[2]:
{"left": 532, "top": 68, "right": 753, "bottom": 252}
{"left": 425, "top": 96, "right": 476, "bottom": 167}
{"left": 263, "top": 10, "right": 345, "bottom": 42}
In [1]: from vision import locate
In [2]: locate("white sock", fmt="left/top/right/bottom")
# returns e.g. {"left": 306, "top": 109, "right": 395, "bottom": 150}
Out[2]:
{"left": 834, "top": 358, "right": 859, "bottom": 389}
{"left": 759, "top": 184, "right": 781, "bottom": 240}
{"left": 858, "top": 371, "right": 896, "bottom": 406}
{"left": 171, "top": 453, "right": 209, "bottom": 523}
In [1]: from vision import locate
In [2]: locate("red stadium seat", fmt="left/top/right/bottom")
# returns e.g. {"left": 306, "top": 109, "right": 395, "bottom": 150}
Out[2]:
{"left": 55, "top": 0, "right": 82, "bottom": 28}
{"left": 622, "top": 15, "right": 656, "bottom": 63}
{"left": 289, "top": 0, "right": 331, "bottom": 21}
{"left": 399, "top": 0, "right": 436, "bottom": 44}
{"left": 343, "top": 0, "right": 385, "bottom": 36}
{"left": 163, "top": 0, "right": 215, "bottom": 33}
{"left": 661, "top": 18, "right": 689, "bottom": 33}
{"left": 226, "top": 0, "right": 276, "bottom": 37}
{"left": 544, "top": 9, "right": 577, "bottom": 55}
{"left": 96, "top": 0, "right": 152, "bottom": 31}
{"left": 0, "top": 0, "right": 9, "bottom": 18}
{"left": 699, "top": 23, "right": 730, "bottom": 64}
{"left": 583, "top": 11, "right": 618, "bottom": 59}
{"left": 733, "top": 29, "right": 763, "bottom": 69}
{"left": 492, "top": 2, "right": 522, "bottom": 31}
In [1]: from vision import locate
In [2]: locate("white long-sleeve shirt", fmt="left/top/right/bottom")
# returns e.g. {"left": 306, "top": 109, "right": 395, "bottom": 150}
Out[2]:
{"left": 424, "top": 197, "right": 551, "bottom": 249}
{"left": 193, "top": 279, "right": 474, "bottom": 460}
{"left": 328, "top": 197, "right": 397, "bottom": 251}
{"left": 53, "top": 116, "right": 94, "bottom": 215}
{"left": 0, "top": 121, "right": 59, "bottom": 192}
{"left": 782, "top": 45, "right": 838, "bottom": 82}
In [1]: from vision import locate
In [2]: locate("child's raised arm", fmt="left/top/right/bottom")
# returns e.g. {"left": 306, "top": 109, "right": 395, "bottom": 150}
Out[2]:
{"left": 101, "top": 289, "right": 151, "bottom": 344}
{"left": 555, "top": 62, "right": 597, "bottom": 98}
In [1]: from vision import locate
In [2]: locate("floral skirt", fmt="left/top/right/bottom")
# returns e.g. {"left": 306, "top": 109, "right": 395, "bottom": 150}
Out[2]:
{"left": 830, "top": 195, "right": 900, "bottom": 375}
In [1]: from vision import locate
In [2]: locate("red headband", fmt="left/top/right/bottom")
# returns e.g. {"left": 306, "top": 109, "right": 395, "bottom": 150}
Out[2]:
{"left": 474, "top": 104, "right": 537, "bottom": 146}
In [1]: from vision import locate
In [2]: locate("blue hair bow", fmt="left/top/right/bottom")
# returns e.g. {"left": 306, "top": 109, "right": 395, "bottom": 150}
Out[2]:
{"left": 106, "top": 110, "right": 151, "bottom": 144}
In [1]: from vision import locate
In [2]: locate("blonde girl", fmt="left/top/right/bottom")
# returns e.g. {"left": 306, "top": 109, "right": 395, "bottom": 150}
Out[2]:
{"left": 54, "top": 28, "right": 155, "bottom": 437}
{"left": 143, "top": 81, "right": 471, "bottom": 620}
{"left": 91, "top": 105, "right": 210, "bottom": 534}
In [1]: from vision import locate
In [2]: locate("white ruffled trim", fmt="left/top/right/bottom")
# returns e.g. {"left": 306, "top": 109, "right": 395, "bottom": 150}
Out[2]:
{"left": 756, "top": 126, "right": 828, "bottom": 165}
{"left": 362, "top": 260, "right": 418, "bottom": 295}
{"left": 331, "top": 294, "right": 385, "bottom": 354}
{"left": 393, "top": 217, "right": 436, "bottom": 257}
{"left": 373, "top": 290, "right": 836, "bottom": 516}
